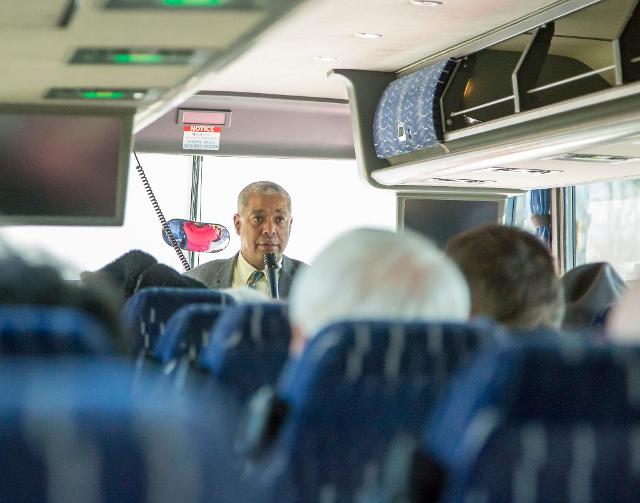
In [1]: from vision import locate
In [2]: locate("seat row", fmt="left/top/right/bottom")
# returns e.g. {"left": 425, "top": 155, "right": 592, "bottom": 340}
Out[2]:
{"left": 0, "top": 287, "right": 637, "bottom": 502}
{"left": 122, "top": 286, "right": 292, "bottom": 401}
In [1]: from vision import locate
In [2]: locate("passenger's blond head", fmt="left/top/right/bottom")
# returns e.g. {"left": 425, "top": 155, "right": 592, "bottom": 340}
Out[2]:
{"left": 289, "top": 228, "right": 470, "bottom": 354}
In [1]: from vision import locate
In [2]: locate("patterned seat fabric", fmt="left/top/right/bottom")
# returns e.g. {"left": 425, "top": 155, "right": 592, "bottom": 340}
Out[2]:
{"left": 247, "top": 320, "right": 492, "bottom": 503}
{"left": 373, "top": 59, "right": 456, "bottom": 159}
{"left": 0, "top": 304, "right": 114, "bottom": 355}
{"left": 153, "top": 303, "right": 227, "bottom": 365}
{"left": 0, "top": 358, "right": 243, "bottom": 502}
{"left": 199, "top": 303, "right": 291, "bottom": 401}
{"left": 122, "top": 287, "right": 234, "bottom": 355}
{"left": 425, "top": 338, "right": 640, "bottom": 503}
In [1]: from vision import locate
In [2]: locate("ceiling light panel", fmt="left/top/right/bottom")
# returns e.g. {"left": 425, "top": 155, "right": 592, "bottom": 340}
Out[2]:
{"left": 354, "top": 32, "right": 383, "bottom": 39}
{"left": 45, "top": 88, "right": 154, "bottom": 101}
{"left": 410, "top": 1, "right": 443, "bottom": 6}
{"left": 70, "top": 48, "right": 208, "bottom": 65}
{"left": 105, "top": 0, "right": 256, "bottom": 9}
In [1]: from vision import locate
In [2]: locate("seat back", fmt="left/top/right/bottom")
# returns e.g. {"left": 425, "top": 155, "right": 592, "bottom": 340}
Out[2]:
{"left": 562, "top": 261, "right": 626, "bottom": 332}
{"left": 154, "top": 304, "right": 228, "bottom": 366}
{"left": 200, "top": 302, "right": 291, "bottom": 401}
{"left": 425, "top": 338, "right": 640, "bottom": 503}
{"left": 0, "top": 305, "right": 114, "bottom": 355}
{"left": 0, "top": 358, "right": 242, "bottom": 502}
{"left": 249, "top": 320, "right": 492, "bottom": 502}
{"left": 151, "top": 303, "right": 228, "bottom": 390}
{"left": 122, "top": 287, "right": 234, "bottom": 355}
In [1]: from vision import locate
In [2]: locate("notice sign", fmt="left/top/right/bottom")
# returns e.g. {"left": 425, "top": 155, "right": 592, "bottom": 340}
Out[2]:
{"left": 182, "top": 125, "right": 221, "bottom": 151}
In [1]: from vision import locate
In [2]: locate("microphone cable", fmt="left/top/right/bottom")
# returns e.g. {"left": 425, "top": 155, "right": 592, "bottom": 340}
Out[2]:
{"left": 133, "top": 151, "right": 191, "bottom": 272}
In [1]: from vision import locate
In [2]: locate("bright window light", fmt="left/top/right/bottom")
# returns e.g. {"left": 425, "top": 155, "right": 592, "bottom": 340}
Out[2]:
{"left": 0, "top": 155, "right": 396, "bottom": 277}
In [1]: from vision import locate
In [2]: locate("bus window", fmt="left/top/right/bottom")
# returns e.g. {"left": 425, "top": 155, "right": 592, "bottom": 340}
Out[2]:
{"left": 196, "top": 156, "right": 396, "bottom": 268}
{"left": 574, "top": 179, "right": 640, "bottom": 281}
{"left": 508, "top": 192, "right": 536, "bottom": 236}
{"left": 0, "top": 155, "right": 396, "bottom": 277}
{"left": 0, "top": 154, "right": 193, "bottom": 276}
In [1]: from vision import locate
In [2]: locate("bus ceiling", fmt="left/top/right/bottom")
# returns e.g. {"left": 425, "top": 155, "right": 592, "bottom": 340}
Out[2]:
{"left": 134, "top": 0, "right": 640, "bottom": 193}
{"left": 0, "top": 0, "right": 308, "bottom": 129}
{"left": 0, "top": 0, "right": 600, "bottom": 125}
{"left": 5, "top": 0, "right": 640, "bottom": 192}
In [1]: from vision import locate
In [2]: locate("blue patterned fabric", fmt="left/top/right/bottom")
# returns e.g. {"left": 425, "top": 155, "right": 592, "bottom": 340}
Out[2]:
{"left": 0, "top": 305, "right": 114, "bottom": 355}
{"left": 122, "top": 287, "right": 234, "bottom": 355}
{"left": 246, "top": 320, "right": 492, "bottom": 503}
{"left": 373, "top": 59, "right": 455, "bottom": 159}
{"left": 200, "top": 303, "right": 291, "bottom": 401}
{"left": 425, "top": 338, "right": 640, "bottom": 503}
{"left": 153, "top": 303, "right": 227, "bottom": 365}
{"left": 0, "top": 358, "right": 244, "bottom": 502}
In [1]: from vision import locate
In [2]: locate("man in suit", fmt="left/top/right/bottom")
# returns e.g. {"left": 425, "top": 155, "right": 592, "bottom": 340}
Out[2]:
{"left": 184, "top": 181, "right": 306, "bottom": 299}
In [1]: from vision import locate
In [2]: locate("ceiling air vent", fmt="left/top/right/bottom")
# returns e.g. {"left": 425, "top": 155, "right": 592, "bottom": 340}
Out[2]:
{"left": 480, "top": 167, "right": 562, "bottom": 176}
{"left": 45, "top": 88, "right": 154, "bottom": 101}
{"left": 70, "top": 48, "right": 207, "bottom": 66}
{"left": 420, "top": 177, "right": 496, "bottom": 185}
{"left": 543, "top": 153, "right": 639, "bottom": 163}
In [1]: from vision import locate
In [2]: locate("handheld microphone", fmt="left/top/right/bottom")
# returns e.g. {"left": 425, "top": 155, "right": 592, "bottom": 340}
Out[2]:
{"left": 263, "top": 252, "right": 280, "bottom": 300}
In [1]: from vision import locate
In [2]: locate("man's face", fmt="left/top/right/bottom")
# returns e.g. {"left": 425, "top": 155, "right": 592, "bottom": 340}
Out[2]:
{"left": 234, "top": 193, "right": 292, "bottom": 270}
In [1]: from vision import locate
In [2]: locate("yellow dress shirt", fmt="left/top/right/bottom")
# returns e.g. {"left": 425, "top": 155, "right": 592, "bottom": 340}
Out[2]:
{"left": 232, "top": 252, "right": 272, "bottom": 298}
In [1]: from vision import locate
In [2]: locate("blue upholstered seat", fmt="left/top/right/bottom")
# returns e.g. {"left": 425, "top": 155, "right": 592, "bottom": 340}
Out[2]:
{"left": 153, "top": 303, "right": 227, "bottom": 365}
{"left": 0, "top": 304, "right": 114, "bottom": 355}
{"left": 199, "top": 302, "right": 291, "bottom": 401}
{"left": 245, "top": 320, "right": 492, "bottom": 503}
{"left": 425, "top": 338, "right": 640, "bottom": 503}
{"left": 122, "top": 287, "right": 234, "bottom": 355}
{"left": 150, "top": 303, "right": 228, "bottom": 391}
{"left": 0, "top": 358, "right": 243, "bottom": 502}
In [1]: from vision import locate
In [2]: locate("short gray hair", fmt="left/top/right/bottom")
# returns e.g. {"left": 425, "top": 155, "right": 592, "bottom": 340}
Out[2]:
{"left": 237, "top": 181, "right": 291, "bottom": 214}
{"left": 289, "top": 227, "right": 470, "bottom": 339}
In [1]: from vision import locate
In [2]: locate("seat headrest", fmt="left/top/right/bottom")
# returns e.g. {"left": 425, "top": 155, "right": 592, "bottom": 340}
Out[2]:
{"left": 562, "top": 262, "right": 626, "bottom": 331}
{"left": 0, "top": 305, "right": 115, "bottom": 355}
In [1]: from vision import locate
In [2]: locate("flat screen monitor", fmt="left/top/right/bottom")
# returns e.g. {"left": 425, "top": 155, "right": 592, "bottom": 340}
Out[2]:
{"left": 0, "top": 105, "right": 133, "bottom": 226}
{"left": 398, "top": 195, "right": 506, "bottom": 249}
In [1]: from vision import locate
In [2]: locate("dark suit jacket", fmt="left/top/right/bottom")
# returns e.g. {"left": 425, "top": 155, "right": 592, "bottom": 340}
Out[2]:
{"left": 183, "top": 252, "right": 306, "bottom": 299}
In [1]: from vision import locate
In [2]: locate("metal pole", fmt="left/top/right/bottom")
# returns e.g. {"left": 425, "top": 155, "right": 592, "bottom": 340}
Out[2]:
{"left": 188, "top": 155, "right": 204, "bottom": 269}
{"left": 550, "top": 187, "right": 567, "bottom": 275}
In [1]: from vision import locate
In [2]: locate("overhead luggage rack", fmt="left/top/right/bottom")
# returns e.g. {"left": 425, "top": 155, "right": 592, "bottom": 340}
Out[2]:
{"left": 331, "top": 0, "right": 640, "bottom": 191}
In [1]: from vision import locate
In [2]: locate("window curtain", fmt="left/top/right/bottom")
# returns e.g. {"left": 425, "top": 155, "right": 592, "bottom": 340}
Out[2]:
{"left": 530, "top": 189, "right": 551, "bottom": 248}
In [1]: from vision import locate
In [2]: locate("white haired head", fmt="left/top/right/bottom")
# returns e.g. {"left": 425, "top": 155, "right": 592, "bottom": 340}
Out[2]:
{"left": 289, "top": 227, "right": 470, "bottom": 353}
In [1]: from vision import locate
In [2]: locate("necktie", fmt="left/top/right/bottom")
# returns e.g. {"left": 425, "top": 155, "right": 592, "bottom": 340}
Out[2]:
{"left": 246, "top": 270, "right": 264, "bottom": 289}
